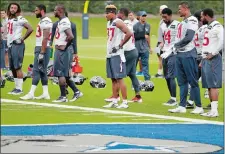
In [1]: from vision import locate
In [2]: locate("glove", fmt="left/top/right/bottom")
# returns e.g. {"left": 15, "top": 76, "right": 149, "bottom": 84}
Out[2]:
{"left": 38, "top": 53, "right": 44, "bottom": 63}
{"left": 161, "top": 50, "right": 172, "bottom": 59}
{"left": 154, "top": 47, "right": 161, "bottom": 54}
{"left": 13, "top": 39, "right": 24, "bottom": 44}
{"left": 111, "top": 45, "right": 123, "bottom": 53}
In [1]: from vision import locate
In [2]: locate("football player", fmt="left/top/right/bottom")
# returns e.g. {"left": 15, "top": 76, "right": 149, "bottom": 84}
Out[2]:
{"left": 200, "top": 8, "right": 223, "bottom": 117}
{"left": 159, "top": 8, "right": 179, "bottom": 106}
{"left": 103, "top": 5, "right": 132, "bottom": 109}
{"left": 168, "top": 2, "right": 203, "bottom": 114}
{"left": 20, "top": 4, "right": 52, "bottom": 100}
{"left": 7, "top": 3, "right": 33, "bottom": 95}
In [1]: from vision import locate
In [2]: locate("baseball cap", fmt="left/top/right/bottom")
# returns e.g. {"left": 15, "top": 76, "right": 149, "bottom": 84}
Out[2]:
{"left": 160, "top": 5, "right": 168, "bottom": 10}
{"left": 140, "top": 11, "right": 147, "bottom": 16}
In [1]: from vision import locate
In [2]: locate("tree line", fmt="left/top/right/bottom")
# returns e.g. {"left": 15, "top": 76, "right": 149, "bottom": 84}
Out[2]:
{"left": 1, "top": 0, "right": 223, "bottom": 15}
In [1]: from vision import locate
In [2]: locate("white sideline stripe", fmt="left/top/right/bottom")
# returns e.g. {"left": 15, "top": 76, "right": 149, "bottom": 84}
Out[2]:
{"left": 1, "top": 99, "right": 223, "bottom": 125}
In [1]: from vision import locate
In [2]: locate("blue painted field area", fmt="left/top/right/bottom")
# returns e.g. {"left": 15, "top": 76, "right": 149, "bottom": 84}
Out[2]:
{"left": 1, "top": 124, "right": 224, "bottom": 153}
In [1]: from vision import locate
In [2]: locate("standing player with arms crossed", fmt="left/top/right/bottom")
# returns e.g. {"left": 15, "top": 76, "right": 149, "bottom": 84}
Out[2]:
{"left": 20, "top": 4, "right": 52, "bottom": 100}
{"left": 103, "top": 5, "right": 132, "bottom": 109}
{"left": 200, "top": 8, "right": 223, "bottom": 117}
{"left": 159, "top": 8, "right": 179, "bottom": 106}
{"left": 7, "top": 3, "right": 33, "bottom": 95}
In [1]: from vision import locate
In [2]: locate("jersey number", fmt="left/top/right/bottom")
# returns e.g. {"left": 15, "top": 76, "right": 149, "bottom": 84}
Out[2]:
{"left": 107, "top": 28, "right": 115, "bottom": 41}
{"left": 55, "top": 27, "right": 60, "bottom": 39}
{"left": 36, "top": 25, "right": 42, "bottom": 37}
{"left": 7, "top": 22, "right": 13, "bottom": 34}
{"left": 164, "top": 30, "right": 171, "bottom": 44}
{"left": 194, "top": 33, "right": 200, "bottom": 47}
{"left": 202, "top": 31, "right": 209, "bottom": 46}
{"left": 177, "top": 24, "right": 182, "bottom": 39}
{"left": 36, "top": 25, "right": 52, "bottom": 40}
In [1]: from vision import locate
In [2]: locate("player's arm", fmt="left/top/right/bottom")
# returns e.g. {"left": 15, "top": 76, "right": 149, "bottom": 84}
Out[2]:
{"left": 50, "top": 22, "right": 58, "bottom": 46}
{"left": 174, "top": 19, "right": 198, "bottom": 49}
{"left": 21, "top": 23, "right": 33, "bottom": 41}
{"left": 64, "top": 28, "right": 74, "bottom": 49}
{"left": 116, "top": 20, "right": 132, "bottom": 47}
{"left": 41, "top": 28, "right": 50, "bottom": 54}
{"left": 207, "top": 25, "right": 224, "bottom": 59}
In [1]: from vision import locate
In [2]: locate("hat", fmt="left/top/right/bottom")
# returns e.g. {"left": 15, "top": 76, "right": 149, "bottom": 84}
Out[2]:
{"left": 136, "top": 11, "right": 141, "bottom": 16}
{"left": 160, "top": 5, "right": 168, "bottom": 10}
{"left": 140, "top": 11, "right": 147, "bottom": 16}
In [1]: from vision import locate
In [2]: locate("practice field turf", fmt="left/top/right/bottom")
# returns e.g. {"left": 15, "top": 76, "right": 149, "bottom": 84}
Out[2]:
{"left": 1, "top": 16, "right": 224, "bottom": 125}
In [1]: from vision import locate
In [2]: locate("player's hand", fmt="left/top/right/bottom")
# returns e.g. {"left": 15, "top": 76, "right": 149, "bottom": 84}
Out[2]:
{"left": 14, "top": 38, "right": 24, "bottom": 44}
{"left": 56, "top": 45, "right": 66, "bottom": 51}
{"left": 111, "top": 45, "right": 122, "bottom": 53}
{"left": 38, "top": 53, "right": 44, "bottom": 63}
{"left": 206, "top": 53, "right": 213, "bottom": 60}
{"left": 159, "top": 42, "right": 164, "bottom": 49}
{"left": 161, "top": 51, "right": 171, "bottom": 59}
{"left": 149, "top": 48, "right": 153, "bottom": 54}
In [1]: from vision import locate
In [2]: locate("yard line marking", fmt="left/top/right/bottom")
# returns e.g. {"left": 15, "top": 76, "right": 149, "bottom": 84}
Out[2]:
{"left": 1, "top": 99, "right": 223, "bottom": 125}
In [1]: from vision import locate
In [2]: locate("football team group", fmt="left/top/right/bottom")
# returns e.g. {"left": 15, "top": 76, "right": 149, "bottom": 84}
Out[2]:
{"left": 0, "top": 2, "right": 223, "bottom": 117}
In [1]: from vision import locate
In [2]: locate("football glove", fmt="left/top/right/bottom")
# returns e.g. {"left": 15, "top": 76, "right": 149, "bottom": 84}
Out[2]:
{"left": 111, "top": 45, "right": 123, "bottom": 53}
{"left": 38, "top": 53, "right": 44, "bottom": 63}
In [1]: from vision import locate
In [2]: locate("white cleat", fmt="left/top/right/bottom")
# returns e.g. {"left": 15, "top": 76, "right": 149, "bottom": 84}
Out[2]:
{"left": 104, "top": 96, "right": 120, "bottom": 102}
{"left": 103, "top": 102, "right": 119, "bottom": 108}
{"left": 201, "top": 110, "right": 219, "bottom": 117}
{"left": 190, "top": 107, "right": 204, "bottom": 114}
{"left": 168, "top": 106, "right": 186, "bottom": 113}
{"left": 20, "top": 93, "right": 34, "bottom": 100}
{"left": 35, "top": 94, "right": 50, "bottom": 100}
{"left": 116, "top": 103, "right": 129, "bottom": 109}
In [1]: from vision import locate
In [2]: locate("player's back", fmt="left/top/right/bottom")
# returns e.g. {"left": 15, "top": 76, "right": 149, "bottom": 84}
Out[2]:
{"left": 123, "top": 19, "right": 135, "bottom": 51}
{"left": 176, "top": 16, "right": 198, "bottom": 52}
{"left": 36, "top": 17, "right": 53, "bottom": 47}
{"left": 7, "top": 16, "right": 28, "bottom": 46}
{"left": 107, "top": 18, "right": 124, "bottom": 57}
{"left": 163, "top": 20, "right": 180, "bottom": 51}
{"left": 55, "top": 17, "right": 71, "bottom": 46}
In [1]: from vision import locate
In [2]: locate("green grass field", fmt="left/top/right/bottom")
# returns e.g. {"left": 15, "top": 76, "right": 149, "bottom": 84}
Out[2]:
{"left": 1, "top": 16, "right": 224, "bottom": 125}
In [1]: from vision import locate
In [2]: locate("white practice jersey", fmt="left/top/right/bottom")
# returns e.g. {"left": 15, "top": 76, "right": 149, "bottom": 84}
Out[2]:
{"left": 162, "top": 20, "right": 180, "bottom": 53}
{"left": 123, "top": 19, "right": 135, "bottom": 51}
{"left": 106, "top": 18, "right": 125, "bottom": 58}
{"left": 202, "top": 20, "right": 223, "bottom": 58}
{"left": 36, "top": 17, "right": 53, "bottom": 47}
{"left": 158, "top": 19, "right": 167, "bottom": 43}
{"left": 7, "top": 16, "right": 28, "bottom": 47}
{"left": 55, "top": 17, "right": 71, "bottom": 46}
{"left": 176, "top": 16, "right": 198, "bottom": 52}
{"left": 194, "top": 25, "right": 207, "bottom": 55}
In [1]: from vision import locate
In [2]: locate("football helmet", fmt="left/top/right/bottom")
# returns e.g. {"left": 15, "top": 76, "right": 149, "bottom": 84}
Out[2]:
{"left": 71, "top": 74, "right": 87, "bottom": 85}
{"left": 27, "top": 64, "right": 33, "bottom": 78}
{"left": 141, "top": 80, "right": 154, "bottom": 92}
{"left": 4, "top": 71, "right": 14, "bottom": 82}
{"left": 90, "top": 76, "right": 106, "bottom": 88}
{"left": 47, "top": 60, "right": 54, "bottom": 77}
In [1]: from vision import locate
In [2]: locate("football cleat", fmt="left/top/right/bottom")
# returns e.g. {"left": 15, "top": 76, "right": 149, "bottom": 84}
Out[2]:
{"left": 20, "top": 93, "right": 34, "bottom": 100}
{"left": 52, "top": 96, "right": 68, "bottom": 103}
{"left": 35, "top": 94, "right": 50, "bottom": 100}
{"left": 103, "top": 102, "right": 119, "bottom": 108}
{"left": 70, "top": 91, "right": 83, "bottom": 102}
{"left": 163, "top": 99, "right": 177, "bottom": 106}
{"left": 168, "top": 106, "right": 186, "bottom": 113}
{"left": 11, "top": 89, "right": 23, "bottom": 95}
{"left": 201, "top": 110, "right": 219, "bottom": 117}
{"left": 116, "top": 102, "right": 129, "bottom": 109}
{"left": 190, "top": 107, "right": 204, "bottom": 114}
{"left": 105, "top": 96, "right": 120, "bottom": 102}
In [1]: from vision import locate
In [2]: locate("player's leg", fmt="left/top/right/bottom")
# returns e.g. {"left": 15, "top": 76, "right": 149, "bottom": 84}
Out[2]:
{"left": 140, "top": 51, "right": 150, "bottom": 81}
{"left": 52, "top": 49, "right": 68, "bottom": 102}
{"left": 3, "top": 40, "right": 9, "bottom": 70}
{"left": 125, "top": 49, "right": 142, "bottom": 102}
{"left": 20, "top": 47, "right": 41, "bottom": 100}
{"left": 168, "top": 56, "right": 187, "bottom": 113}
{"left": 163, "top": 55, "right": 177, "bottom": 106}
{"left": 9, "top": 43, "right": 25, "bottom": 95}
{"left": 182, "top": 57, "right": 203, "bottom": 114}
{"left": 201, "top": 54, "right": 222, "bottom": 117}
{"left": 35, "top": 47, "right": 52, "bottom": 99}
